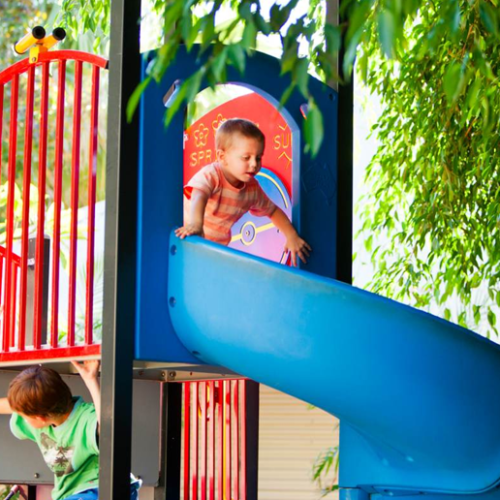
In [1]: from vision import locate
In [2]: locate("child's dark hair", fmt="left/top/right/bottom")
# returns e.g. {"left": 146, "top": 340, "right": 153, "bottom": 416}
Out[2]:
{"left": 8, "top": 366, "right": 73, "bottom": 417}
{"left": 215, "top": 118, "right": 265, "bottom": 150}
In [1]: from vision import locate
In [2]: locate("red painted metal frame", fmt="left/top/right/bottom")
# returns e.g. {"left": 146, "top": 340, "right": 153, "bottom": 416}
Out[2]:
{"left": 85, "top": 65, "right": 100, "bottom": 346}
{"left": 50, "top": 59, "right": 66, "bottom": 348}
{"left": 18, "top": 65, "right": 35, "bottom": 351}
{"left": 224, "top": 381, "right": 231, "bottom": 500}
{"left": 193, "top": 383, "right": 199, "bottom": 500}
{"left": 217, "top": 381, "right": 223, "bottom": 500}
{"left": 240, "top": 381, "right": 247, "bottom": 500}
{"left": 0, "top": 51, "right": 108, "bottom": 85}
{"left": 209, "top": 381, "right": 215, "bottom": 500}
{"left": 68, "top": 60, "right": 82, "bottom": 347}
{"left": 183, "top": 380, "right": 248, "bottom": 500}
{"left": 200, "top": 383, "right": 207, "bottom": 500}
{"left": 3, "top": 73, "right": 19, "bottom": 353}
{"left": 34, "top": 62, "right": 50, "bottom": 349}
{"left": 184, "top": 383, "right": 191, "bottom": 500}
{"left": 232, "top": 381, "right": 239, "bottom": 500}
{"left": 0, "top": 51, "right": 107, "bottom": 364}
{"left": 0, "top": 343, "right": 100, "bottom": 364}
{"left": 0, "top": 84, "right": 4, "bottom": 182}
{"left": 0, "top": 247, "right": 21, "bottom": 265}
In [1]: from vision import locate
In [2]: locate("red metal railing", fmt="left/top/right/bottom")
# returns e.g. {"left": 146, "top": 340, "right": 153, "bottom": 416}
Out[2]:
{"left": 0, "top": 247, "right": 21, "bottom": 351}
{"left": 0, "top": 51, "right": 107, "bottom": 364}
{"left": 183, "top": 380, "right": 248, "bottom": 500}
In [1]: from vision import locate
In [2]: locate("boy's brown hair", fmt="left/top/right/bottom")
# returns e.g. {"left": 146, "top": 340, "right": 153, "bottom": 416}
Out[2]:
{"left": 8, "top": 366, "right": 73, "bottom": 417}
{"left": 215, "top": 118, "right": 265, "bottom": 150}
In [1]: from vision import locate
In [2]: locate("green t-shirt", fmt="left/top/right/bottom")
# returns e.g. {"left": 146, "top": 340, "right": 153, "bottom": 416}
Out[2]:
{"left": 10, "top": 396, "right": 99, "bottom": 500}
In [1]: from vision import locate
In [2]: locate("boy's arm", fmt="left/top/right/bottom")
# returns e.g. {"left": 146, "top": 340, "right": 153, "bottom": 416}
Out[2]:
{"left": 269, "top": 208, "right": 312, "bottom": 267}
{"left": 71, "top": 361, "right": 100, "bottom": 434}
{"left": 175, "top": 189, "right": 209, "bottom": 239}
{"left": 0, "top": 398, "right": 12, "bottom": 414}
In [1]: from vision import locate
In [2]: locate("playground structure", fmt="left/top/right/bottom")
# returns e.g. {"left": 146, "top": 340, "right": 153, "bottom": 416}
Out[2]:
{"left": 2, "top": 3, "right": 500, "bottom": 500}
{"left": 0, "top": 47, "right": 104, "bottom": 364}
{"left": 0, "top": 27, "right": 258, "bottom": 500}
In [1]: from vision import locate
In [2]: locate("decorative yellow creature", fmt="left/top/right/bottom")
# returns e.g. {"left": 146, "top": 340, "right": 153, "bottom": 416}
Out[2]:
{"left": 14, "top": 26, "right": 66, "bottom": 63}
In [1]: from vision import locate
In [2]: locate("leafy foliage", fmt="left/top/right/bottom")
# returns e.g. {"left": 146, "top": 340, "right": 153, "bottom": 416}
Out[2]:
{"left": 54, "top": 0, "right": 110, "bottom": 54}
{"left": 128, "top": 0, "right": 330, "bottom": 156}
{"left": 357, "top": 0, "right": 500, "bottom": 337}
{"left": 312, "top": 445, "right": 340, "bottom": 497}
{"left": 53, "top": 0, "right": 500, "bottom": 326}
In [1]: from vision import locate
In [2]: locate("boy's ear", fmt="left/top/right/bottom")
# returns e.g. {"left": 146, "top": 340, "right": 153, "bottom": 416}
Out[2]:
{"left": 216, "top": 148, "right": 225, "bottom": 162}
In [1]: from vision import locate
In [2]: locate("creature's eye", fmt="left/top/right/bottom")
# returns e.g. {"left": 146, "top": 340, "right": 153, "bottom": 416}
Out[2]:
{"left": 242, "top": 156, "right": 250, "bottom": 160}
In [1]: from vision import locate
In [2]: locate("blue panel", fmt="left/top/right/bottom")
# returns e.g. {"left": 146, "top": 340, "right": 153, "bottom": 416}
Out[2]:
{"left": 136, "top": 59, "right": 198, "bottom": 363}
{"left": 168, "top": 235, "right": 500, "bottom": 494}
{"left": 136, "top": 47, "right": 337, "bottom": 362}
{"left": 369, "top": 489, "right": 500, "bottom": 500}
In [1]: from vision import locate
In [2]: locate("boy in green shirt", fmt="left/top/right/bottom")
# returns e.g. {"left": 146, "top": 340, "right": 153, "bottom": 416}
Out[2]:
{"left": 0, "top": 361, "right": 140, "bottom": 500}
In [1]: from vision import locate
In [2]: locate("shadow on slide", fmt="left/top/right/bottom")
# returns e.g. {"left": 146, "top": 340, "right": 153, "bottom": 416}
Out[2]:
{"left": 168, "top": 234, "right": 500, "bottom": 495}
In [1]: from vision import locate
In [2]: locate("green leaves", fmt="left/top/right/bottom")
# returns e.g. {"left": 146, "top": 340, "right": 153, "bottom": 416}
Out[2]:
{"left": 293, "top": 57, "right": 310, "bottom": 97}
{"left": 227, "top": 44, "right": 246, "bottom": 74}
{"left": 479, "top": 1, "right": 499, "bottom": 37}
{"left": 357, "top": 0, "right": 500, "bottom": 338}
{"left": 269, "top": 0, "right": 300, "bottom": 31}
{"left": 241, "top": 21, "right": 257, "bottom": 51}
{"left": 443, "top": 61, "right": 463, "bottom": 104}
{"left": 303, "top": 98, "right": 324, "bottom": 158}
{"left": 127, "top": 76, "right": 152, "bottom": 124}
{"left": 377, "top": 8, "right": 396, "bottom": 58}
{"left": 312, "top": 446, "right": 340, "bottom": 497}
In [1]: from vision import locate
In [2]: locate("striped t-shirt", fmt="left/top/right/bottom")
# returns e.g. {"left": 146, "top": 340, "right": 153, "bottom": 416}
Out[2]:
{"left": 184, "top": 162, "right": 277, "bottom": 246}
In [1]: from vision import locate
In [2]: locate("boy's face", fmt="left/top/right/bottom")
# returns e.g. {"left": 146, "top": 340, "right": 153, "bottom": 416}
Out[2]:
{"left": 19, "top": 413, "right": 50, "bottom": 429}
{"left": 217, "top": 134, "right": 264, "bottom": 188}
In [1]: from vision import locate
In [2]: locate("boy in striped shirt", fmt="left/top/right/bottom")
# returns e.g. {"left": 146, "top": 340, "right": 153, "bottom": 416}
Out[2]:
{"left": 176, "top": 118, "right": 311, "bottom": 266}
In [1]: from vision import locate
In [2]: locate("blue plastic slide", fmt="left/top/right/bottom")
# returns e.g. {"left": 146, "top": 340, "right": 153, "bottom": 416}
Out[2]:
{"left": 168, "top": 234, "right": 500, "bottom": 497}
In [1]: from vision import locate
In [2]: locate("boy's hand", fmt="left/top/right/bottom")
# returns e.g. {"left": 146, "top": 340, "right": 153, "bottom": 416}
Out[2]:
{"left": 269, "top": 207, "right": 312, "bottom": 266}
{"left": 72, "top": 360, "right": 101, "bottom": 433}
{"left": 0, "top": 398, "right": 12, "bottom": 414}
{"left": 175, "top": 223, "right": 204, "bottom": 239}
{"left": 71, "top": 360, "right": 100, "bottom": 382}
{"left": 285, "top": 233, "right": 312, "bottom": 267}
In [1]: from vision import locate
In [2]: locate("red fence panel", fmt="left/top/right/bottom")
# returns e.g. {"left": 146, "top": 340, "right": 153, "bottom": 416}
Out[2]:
{"left": 183, "top": 380, "right": 249, "bottom": 500}
{"left": 0, "top": 51, "right": 107, "bottom": 364}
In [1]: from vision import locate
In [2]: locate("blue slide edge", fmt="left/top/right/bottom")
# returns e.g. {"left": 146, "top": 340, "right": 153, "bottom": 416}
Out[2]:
{"left": 168, "top": 234, "right": 500, "bottom": 494}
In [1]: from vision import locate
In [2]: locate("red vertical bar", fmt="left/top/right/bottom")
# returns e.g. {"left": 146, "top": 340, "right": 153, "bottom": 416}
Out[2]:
{"left": 200, "top": 382, "right": 208, "bottom": 500}
{"left": 240, "top": 382, "right": 247, "bottom": 500}
{"left": 18, "top": 66, "right": 36, "bottom": 351}
{"left": 34, "top": 62, "right": 50, "bottom": 348}
{"left": 184, "top": 383, "right": 191, "bottom": 500}
{"left": 217, "top": 381, "right": 223, "bottom": 500}
{"left": 3, "top": 74, "right": 19, "bottom": 353}
{"left": 85, "top": 65, "right": 100, "bottom": 345}
{"left": 209, "top": 381, "right": 215, "bottom": 500}
{"left": 10, "top": 263, "right": 19, "bottom": 347}
{"left": 0, "top": 257, "right": 3, "bottom": 335}
{"left": 50, "top": 60, "right": 66, "bottom": 347}
{"left": 68, "top": 60, "right": 82, "bottom": 347}
{"left": 224, "top": 381, "right": 231, "bottom": 500}
{"left": 0, "top": 86, "right": 5, "bottom": 339}
{"left": 192, "top": 382, "right": 199, "bottom": 500}
{"left": 0, "top": 84, "right": 4, "bottom": 184}
{"left": 232, "top": 381, "right": 239, "bottom": 500}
